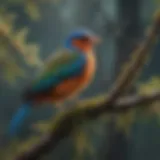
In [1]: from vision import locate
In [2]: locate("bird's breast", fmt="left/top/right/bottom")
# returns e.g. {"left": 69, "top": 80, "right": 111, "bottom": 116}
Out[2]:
{"left": 51, "top": 52, "right": 96, "bottom": 101}
{"left": 80, "top": 52, "right": 96, "bottom": 85}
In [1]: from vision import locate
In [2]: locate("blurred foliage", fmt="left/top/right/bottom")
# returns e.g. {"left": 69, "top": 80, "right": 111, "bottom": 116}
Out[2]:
{"left": 1, "top": 0, "right": 59, "bottom": 20}
{"left": 115, "top": 76, "right": 160, "bottom": 136}
{"left": 0, "top": 140, "right": 19, "bottom": 160}
{"left": 72, "top": 128, "right": 95, "bottom": 160}
{"left": 114, "top": 110, "right": 136, "bottom": 136}
{"left": 0, "top": 0, "right": 60, "bottom": 83}
{"left": 0, "top": 7, "right": 43, "bottom": 83}
{"left": 155, "top": 0, "right": 160, "bottom": 5}
{"left": 137, "top": 77, "right": 160, "bottom": 118}
{"left": 0, "top": 76, "right": 159, "bottom": 160}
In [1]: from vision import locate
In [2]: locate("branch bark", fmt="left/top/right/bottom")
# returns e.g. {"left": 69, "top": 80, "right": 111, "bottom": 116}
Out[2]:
{"left": 16, "top": 91, "right": 160, "bottom": 160}
{"left": 15, "top": 11, "right": 160, "bottom": 160}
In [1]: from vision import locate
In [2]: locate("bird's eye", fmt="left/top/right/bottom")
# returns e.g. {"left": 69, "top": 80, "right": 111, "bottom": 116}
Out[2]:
{"left": 79, "top": 37, "right": 89, "bottom": 42}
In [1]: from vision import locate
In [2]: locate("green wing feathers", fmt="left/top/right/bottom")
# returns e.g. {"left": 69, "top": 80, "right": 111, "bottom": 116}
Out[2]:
{"left": 25, "top": 49, "right": 86, "bottom": 96}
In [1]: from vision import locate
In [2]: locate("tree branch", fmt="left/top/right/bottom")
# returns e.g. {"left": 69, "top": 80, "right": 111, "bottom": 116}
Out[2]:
{"left": 115, "top": 91, "right": 160, "bottom": 111}
{"left": 15, "top": 11, "right": 160, "bottom": 160}
{"left": 16, "top": 91, "right": 160, "bottom": 160}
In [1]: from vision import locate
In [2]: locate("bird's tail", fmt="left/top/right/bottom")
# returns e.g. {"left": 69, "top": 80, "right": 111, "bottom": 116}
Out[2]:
{"left": 8, "top": 103, "right": 31, "bottom": 137}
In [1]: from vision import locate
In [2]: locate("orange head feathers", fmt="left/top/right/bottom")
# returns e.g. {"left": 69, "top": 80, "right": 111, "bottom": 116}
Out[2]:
{"left": 65, "top": 29, "right": 100, "bottom": 53}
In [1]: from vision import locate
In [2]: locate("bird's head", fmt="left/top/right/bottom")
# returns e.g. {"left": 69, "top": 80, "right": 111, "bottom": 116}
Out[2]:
{"left": 65, "top": 29, "right": 101, "bottom": 53}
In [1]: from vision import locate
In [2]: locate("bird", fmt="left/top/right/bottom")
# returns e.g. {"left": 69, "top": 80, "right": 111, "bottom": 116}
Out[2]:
{"left": 8, "top": 29, "right": 100, "bottom": 137}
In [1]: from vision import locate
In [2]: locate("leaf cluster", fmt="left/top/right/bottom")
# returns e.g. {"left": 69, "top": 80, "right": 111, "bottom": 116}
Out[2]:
{"left": 0, "top": 8, "right": 42, "bottom": 83}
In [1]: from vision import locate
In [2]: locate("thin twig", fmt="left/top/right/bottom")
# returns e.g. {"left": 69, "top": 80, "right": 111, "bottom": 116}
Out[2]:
{"left": 115, "top": 91, "right": 160, "bottom": 111}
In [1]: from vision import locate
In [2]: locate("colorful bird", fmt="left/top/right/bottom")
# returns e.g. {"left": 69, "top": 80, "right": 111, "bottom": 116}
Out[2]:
{"left": 8, "top": 29, "right": 100, "bottom": 136}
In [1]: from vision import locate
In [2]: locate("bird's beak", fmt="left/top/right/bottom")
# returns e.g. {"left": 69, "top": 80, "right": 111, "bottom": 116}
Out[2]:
{"left": 91, "top": 36, "right": 101, "bottom": 44}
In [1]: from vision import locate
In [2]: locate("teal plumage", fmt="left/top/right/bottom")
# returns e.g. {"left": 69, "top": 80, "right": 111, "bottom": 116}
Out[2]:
{"left": 29, "top": 49, "right": 86, "bottom": 95}
{"left": 9, "top": 49, "right": 86, "bottom": 137}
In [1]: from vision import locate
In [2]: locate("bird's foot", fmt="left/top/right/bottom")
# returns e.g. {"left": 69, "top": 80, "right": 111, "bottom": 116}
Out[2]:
{"left": 55, "top": 103, "right": 65, "bottom": 112}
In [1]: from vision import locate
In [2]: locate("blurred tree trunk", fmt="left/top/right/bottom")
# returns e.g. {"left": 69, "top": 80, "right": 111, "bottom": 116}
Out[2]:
{"left": 115, "top": 0, "right": 141, "bottom": 75}
{"left": 99, "top": 0, "right": 142, "bottom": 160}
